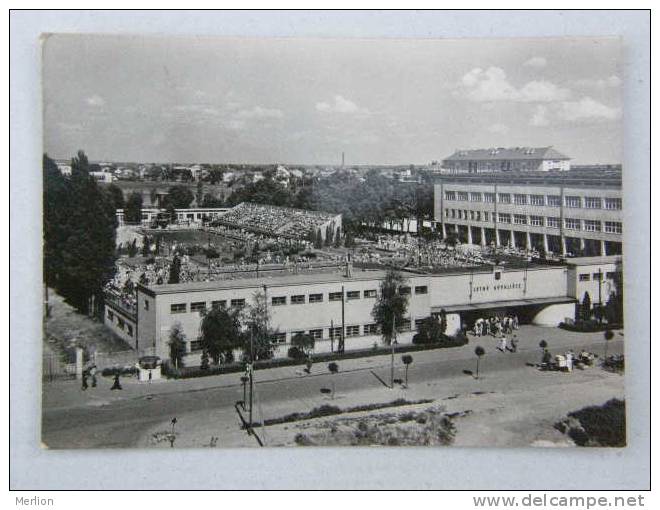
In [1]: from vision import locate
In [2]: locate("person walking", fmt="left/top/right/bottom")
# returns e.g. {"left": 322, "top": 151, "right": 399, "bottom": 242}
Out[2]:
{"left": 81, "top": 373, "right": 88, "bottom": 391}
{"left": 510, "top": 336, "right": 518, "bottom": 353}
{"left": 111, "top": 373, "right": 122, "bottom": 390}
{"left": 90, "top": 365, "right": 97, "bottom": 388}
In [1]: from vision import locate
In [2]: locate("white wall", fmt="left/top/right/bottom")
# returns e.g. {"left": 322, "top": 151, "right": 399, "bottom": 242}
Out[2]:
{"left": 532, "top": 302, "right": 575, "bottom": 326}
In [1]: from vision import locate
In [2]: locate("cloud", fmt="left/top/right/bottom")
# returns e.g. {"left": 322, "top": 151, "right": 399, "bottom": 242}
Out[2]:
{"left": 529, "top": 97, "right": 620, "bottom": 126}
{"left": 316, "top": 95, "right": 368, "bottom": 114}
{"left": 234, "top": 106, "right": 284, "bottom": 119}
{"left": 85, "top": 94, "right": 105, "bottom": 107}
{"left": 523, "top": 56, "right": 547, "bottom": 68}
{"left": 487, "top": 123, "right": 509, "bottom": 134}
{"left": 574, "top": 75, "right": 622, "bottom": 89}
{"left": 529, "top": 105, "right": 550, "bottom": 127}
{"left": 460, "top": 67, "right": 570, "bottom": 103}
{"left": 558, "top": 96, "right": 621, "bottom": 121}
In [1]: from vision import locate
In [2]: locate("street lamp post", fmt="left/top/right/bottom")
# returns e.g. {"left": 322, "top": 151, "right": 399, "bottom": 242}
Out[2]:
{"left": 390, "top": 314, "right": 396, "bottom": 389}
{"left": 249, "top": 331, "right": 254, "bottom": 429}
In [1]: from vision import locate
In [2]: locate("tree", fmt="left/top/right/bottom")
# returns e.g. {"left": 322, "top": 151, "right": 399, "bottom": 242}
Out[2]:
{"left": 168, "top": 255, "right": 182, "bottom": 284}
{"left": 474, "top": 346, "right": 485, "bottom": 379}
{"left": 582, "top": 292, "right": 592, "bottom": 321}
{"left": 439, "top": 308, "right": 448, "bottom": 335}
{"left": 604, "top": 329, "right": 615, "bottom": 359}
{"left": 291, "top": 332, "right": 315, "bottom": 358}
{"left": 166, "top": 185, "right": 195, "bottom": 209}
{"left": 325, "top": 225, "right": 333, "bottom": 247}
{"left": 328, "top": 362, "right": 339, "bottom": 399}
{"left": 605, "top": 291, "right": 623, "bottom": 325}
{"left": 244, "top": 290, "right": 276, "bottom": 360}
{"left": 128, "top": 238, "right": 138, "bottom": 257}
{"left": 168, "top": 322, "right": 187, "bottom": 369}
{"left": 412, "top": 316, "right": 443, "bottom": 344}
{"left": 372, "top": 269, "right": 409, "bottom": 345}
{"left": 105, "top": 184, "right": 125, "bottom": 210}
{"left": 199, "top": 307, "right": 242, "bottom": 364}
{"left": 314, "top": 229, "right": 323, "bottom": 249}
{"left": 200, "top": 349, "right": 210, "bottom": 370}
{"left": 334, "top": 227, "right": 342, "bottom": 248}
{"left": 401, "top": 354, "right": 413, "bottom": 387}
{"left": 124, "top": 192, "right": 143, "bottom": 223}
{"left": 43, "top": 151, "right": 117, "bottom": 315}
{"left": 141, "top": 236, "right": 151, "bottom": 257}
{"left": 201, "top": 193, "right": 224, "bottom": 208}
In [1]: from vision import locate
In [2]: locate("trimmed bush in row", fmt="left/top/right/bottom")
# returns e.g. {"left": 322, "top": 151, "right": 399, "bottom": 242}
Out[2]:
{"left": 161, "top": 335, "right": 469, "bottom": 380}
{"left": 559, "top": 320, "right": 623, "bottom": 333}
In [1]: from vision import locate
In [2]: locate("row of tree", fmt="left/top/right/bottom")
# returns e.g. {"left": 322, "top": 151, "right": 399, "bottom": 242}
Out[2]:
{"left": 43, "top": 152, "right": 118, "bottom": 315}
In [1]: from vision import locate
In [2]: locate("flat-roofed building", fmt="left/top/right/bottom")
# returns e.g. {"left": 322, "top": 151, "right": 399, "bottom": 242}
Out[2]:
{"left": 434, "top": 170, "right": 623, "bottom": 257}
{"left": 126, "top": 261, "right": 588, "bottom": 366}
{"left": 442, "top": 146, "right": 570, "bottom": 174}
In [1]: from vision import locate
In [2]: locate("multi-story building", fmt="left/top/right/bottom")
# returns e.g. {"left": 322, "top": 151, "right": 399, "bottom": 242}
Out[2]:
{"left": 442, "top": 146, "right": 571, "bottom": 174}
{"left": 434, "top": 171, "right": 623, "bottom": 257}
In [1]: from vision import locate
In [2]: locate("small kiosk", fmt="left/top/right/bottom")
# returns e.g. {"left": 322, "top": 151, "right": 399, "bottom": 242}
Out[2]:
{"left": 137, "top": 356, "right": 162, "bottom": 382}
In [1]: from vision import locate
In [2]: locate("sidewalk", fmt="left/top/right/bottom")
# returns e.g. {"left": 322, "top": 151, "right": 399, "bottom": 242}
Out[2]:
{"left": 42, "top": 325, "right": 623, "bottom": 411}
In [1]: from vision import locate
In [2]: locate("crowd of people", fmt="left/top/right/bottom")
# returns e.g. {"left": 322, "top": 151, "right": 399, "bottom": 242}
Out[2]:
{"left": 472, "top": 315, "right": 520, "bottom": 337}
{"left": 214, "top": 202, "right": 339, "bottom": 240}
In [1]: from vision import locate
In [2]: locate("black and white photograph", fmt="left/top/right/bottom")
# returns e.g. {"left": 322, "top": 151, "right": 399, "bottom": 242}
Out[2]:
{"left": 8, "top": 8, "right": 652, "bottom": 494}
{"left": 38, "top": 32, "right": 629, "bottom": 450}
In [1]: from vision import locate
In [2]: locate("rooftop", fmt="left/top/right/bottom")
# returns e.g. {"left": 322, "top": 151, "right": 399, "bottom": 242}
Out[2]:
{"left": 564, "top": 255, "right": 623, "bottom": 267}
{"left": 444, "top": 146, "right": 570, "bottom": 162}
{"left": 138, "top": 261, "right": 568, "bottom": 296}
{"left": 434, "top": 168, "right": 622, "bottom": 188}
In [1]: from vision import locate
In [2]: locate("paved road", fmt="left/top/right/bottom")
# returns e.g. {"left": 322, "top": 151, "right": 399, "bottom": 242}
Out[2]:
{"left": 41, "top": 339, "right": 623, "bottom": 448}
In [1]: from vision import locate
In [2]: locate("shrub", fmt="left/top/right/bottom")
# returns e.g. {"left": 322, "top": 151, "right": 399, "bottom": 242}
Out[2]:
{"left": 101, "top": 365, "right": 137, "bottom": 377}
{"left": 559, "top": 320, "right": 621, "bottom": 333}
{"left": 557, "top": 399, "right": 626, "bottom": 447}
{"left": 287, "top": 346, "right": 306, "bottom": 361}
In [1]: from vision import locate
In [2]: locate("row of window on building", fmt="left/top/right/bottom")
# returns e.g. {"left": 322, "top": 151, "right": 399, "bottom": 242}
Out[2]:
{"left": 106, "top": 309, "right": 134, "bottom": 337}
{"left": 578, "top": 271, "right": 620, "bottom": 282}
{"left": 444, "top": 209, "right": 623, "bottom": 233}
{"left": 444, "top": 191, "right": 622, "bottom": 210}
{"left": 169, "top": 286, "right": 430, "bottom": 315}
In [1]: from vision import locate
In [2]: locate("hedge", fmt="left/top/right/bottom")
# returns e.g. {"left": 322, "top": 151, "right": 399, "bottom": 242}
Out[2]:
{"left": 161, "top": 335, "right": 470, "bottom": 380}
{"left": 559, "top": 321, "right": 623, "bottom": 333}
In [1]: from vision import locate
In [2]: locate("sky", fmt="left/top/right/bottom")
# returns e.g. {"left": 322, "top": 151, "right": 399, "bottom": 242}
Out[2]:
{"left": 42, "top": 35, "right": 622, "bottom": 166}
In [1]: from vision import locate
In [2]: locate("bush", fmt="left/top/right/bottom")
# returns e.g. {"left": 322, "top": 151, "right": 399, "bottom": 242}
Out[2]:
{"left": 101, "top": 365, "right": 137, "bottom": 377}
{"left": 559, "top": 320, "right": 621, "bottom": 333}
{"left": 412, "top": 332, "right": 467, "bottom": 347}
{"left": 287, "top": 346, "right": 306, "bottom": 361}
{"left": 556, "top": 399, "right": 626, "bottom": 447}
{"left": 161, "top": 338, "right": 470, "bottom": 379}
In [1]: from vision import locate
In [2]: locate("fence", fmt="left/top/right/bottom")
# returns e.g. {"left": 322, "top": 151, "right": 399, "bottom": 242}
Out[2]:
{"left": 42, "top": 347, "right": 158, "bottom": 382}
{"left": 42, "top": 352, "right": 76, "bottom": 382}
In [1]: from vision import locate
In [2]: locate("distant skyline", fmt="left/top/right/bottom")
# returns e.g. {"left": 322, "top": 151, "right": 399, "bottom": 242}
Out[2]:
{"left": 43, "top": 35, "right": 622, "bottom": 166}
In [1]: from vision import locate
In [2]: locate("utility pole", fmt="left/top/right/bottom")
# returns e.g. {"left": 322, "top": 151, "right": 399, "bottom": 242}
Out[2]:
{"left": 249, "top": 330, "right": 254, "bottom": 429}
{"left": 340, "top": 285, "right": 345, "bottom": 354}
{"left": 390, "top": 314, "right": 396, "bottom": 389}
{"left": 598, "top": 268, "right": 603, "bottom": 324}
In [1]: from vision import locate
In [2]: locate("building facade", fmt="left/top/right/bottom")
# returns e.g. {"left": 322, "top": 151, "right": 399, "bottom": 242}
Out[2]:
{"left": 116, "top": 207, "right": 230, "bottom": 227}
{"left": 442, "top": 147, "right": 570, "bottom": 174}
{"left": 117, "top": 261, "right": 608, "bottom": 366}
{"left": 434, "top": 172, "right": 623, "bottom": 257}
